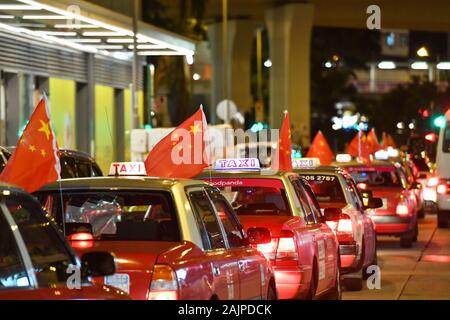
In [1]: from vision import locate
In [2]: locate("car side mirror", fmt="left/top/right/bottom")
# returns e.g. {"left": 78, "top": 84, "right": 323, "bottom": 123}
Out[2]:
{"left": 247, "top": 227, "right": 272, "bottom": 245}
{"left": 81, "top": 251, "right": 116, "bottom": 278}
{"left": 323, "top": 208, "right": 342, "bottom": 221}
{"left": 365, "top": 197, "right": 383, "bottom": 210}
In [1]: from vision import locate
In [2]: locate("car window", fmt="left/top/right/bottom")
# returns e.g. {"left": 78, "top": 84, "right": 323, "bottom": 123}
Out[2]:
{"left": 208, "top": 190, "right": 245, "bottom": 248}
{"left": 345, "top": 178, "right": 364, "bottom": 211}
{"left": 301, "top": 182, "right": 324, "bottom": 222}
{"left": 300, "top": 174, "right": 346, "bottom": 208}
{"left": 189, "top": 190, "right": 226, "bottom": 250}
{"left": 36, "top": 191, "right": 180, "bottom": 242}
{"left": 208, "top": 178, "right": 292, "bottom": 216}
{"left": 75, "top": 160, "right": 92, "bottom": 177}
{"left": 348, "top": 167, "right": 402, "bottom": 187}
{"left": 290, "top": 179, "right": 317, "bottom": 224}
{"left": 5, "top": 194, "right": 75, "bottom": 288}
{"left": 0, "top": 208, "right": 30, "bottom": 290}
{"left": 60, "top": 157, "right": 77, "bottom": 179}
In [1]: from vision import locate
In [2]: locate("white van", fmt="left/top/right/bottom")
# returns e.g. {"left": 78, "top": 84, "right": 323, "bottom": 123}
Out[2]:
{"left": 435, "top": 109, "right": 450, "bottom": 228}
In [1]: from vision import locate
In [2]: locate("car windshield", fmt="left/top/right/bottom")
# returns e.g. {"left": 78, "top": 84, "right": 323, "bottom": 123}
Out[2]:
{"left": 348, "top": 167, "right": 402, "bottom": 187}
{"left": 36, "top": 191, "right": 180, "bottom": 242}
{"left": 206, "top": 178, "right": 291, "bottom": 216}
{"left": 300, "top": 174, "right": 347, "bottom": 207}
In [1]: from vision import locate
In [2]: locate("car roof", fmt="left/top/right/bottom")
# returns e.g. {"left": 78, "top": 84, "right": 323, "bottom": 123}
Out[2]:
{"left": 37, "top": 176, "right": 210, "bottom": 192}
{"left": 331, "top": 160, "right": 395, "bottom": 168}
{"left": 294, "top": 165, "right": 346, "bottom": 175}
{"left": 197, "top": 169, "right": 292, "bottom": 180}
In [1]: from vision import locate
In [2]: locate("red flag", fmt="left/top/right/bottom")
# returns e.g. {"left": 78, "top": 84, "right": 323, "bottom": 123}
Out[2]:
{"left": 272, "top": 111, "right": 292, "bottom": 172}
{"left": 381, "top": 132, "right": 397, "bottom": 149}
{"left": 144, "top": 107, "right": 209, "bottom": 178}
{"left": 347, "top": 131, "right": 371, "bottom": 160}
{"left": 0, "top": 98, "right": 60, "bottom": 193}
{"left": 367, "top": 128, "right": 381, "bottom": 154}
{"left": 306, "top": 131, "right": 334, "bottom": 165}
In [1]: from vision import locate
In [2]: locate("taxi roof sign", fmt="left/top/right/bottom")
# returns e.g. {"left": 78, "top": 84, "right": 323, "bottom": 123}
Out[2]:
{"left": 292, "top": 158, "right": 321, "bottom": 169}
{"left": 109, "top": 162, "right": 147, "bottom": 176}
{"left": 214, "top": 158, "right": 260, "bottom": 171}
{"left": 336, "top": 154, "right": 352, "bottom": 163}
{"left": 374, "top": 150, "right": 389, "bottom": 160}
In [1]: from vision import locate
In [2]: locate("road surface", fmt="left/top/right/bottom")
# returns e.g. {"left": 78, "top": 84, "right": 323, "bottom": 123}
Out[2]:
{"left": 343, "top": 215, "right": 450, "bottom": 300}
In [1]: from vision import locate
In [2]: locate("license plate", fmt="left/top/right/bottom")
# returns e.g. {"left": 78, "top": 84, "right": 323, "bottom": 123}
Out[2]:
{"left": 104, "top": 273, "right": 130, "bottom": 294}
{"left": 381, "top": 198, "right": 388, "bottom": 209}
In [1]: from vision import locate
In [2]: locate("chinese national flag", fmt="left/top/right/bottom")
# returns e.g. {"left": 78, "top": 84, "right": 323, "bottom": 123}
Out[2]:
{"left": 367, "top": 128, "right": 382, "bottom": 154}
{"left": 347, "top": 131, "right": 371, "bottom": 160}
{"left": 382, "top": 132, "right": 397, "bottom": 149}
{"left": 272, "top": 112, "right": 292, "bottom": 172}
{"left": 144, "top": 106, "right": 209, "bottom": 179}
{"left": 306, "top": 131, "right": 334, "bottom": 165}
{"left": 0, "top": 98, "right": 60, "bottom": 193}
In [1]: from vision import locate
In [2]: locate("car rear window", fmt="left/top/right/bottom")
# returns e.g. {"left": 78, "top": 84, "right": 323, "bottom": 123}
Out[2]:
{"left": 205, "top": 178, "right": 291, "bottom": 216}
{"left": 36, "top": 191, "right": 180, "bottom": 242}
{"left": 347, "top": 166, "right": 402, "bottom": 187}
{"left": 411, "top": 158, "right": 430, "bottom": 172}
{"left": 300, "top": 174, "right": 346, "bottom": 208}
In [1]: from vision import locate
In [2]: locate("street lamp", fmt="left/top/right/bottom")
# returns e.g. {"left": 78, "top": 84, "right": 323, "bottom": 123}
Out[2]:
{"left": 417, "top": 46, "right": 429, "bottom": 57}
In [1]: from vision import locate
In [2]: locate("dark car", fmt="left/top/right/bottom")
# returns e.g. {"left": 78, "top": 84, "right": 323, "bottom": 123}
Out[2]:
{"left": 1, "top": 147, "right": 103, "bottom": 178}
{"left": 0, "top": 183, "right": 129, "bottom": 300}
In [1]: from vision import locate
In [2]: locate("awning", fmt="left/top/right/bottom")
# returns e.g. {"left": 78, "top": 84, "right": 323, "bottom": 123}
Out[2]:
{"left": 0, "top": 0, "right": 195, "bottom": 61}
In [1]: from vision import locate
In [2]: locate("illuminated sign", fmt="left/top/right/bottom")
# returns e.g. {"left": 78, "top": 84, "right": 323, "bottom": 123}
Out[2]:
{"left": 214, "top": 158, "right": 260, "bottom": 170}
{"left": 109, "top": 162, "right": 147, "bottom": 176}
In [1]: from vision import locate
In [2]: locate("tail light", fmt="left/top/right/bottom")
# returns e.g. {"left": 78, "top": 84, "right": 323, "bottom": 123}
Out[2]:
{"left": 147, "top": 265, "right": 179, "bottom": 300}
{"left": 437, "top": 184, "right": 448, "bottom": 195}
{"left": 326, "top": 214, "right": 354, "bottom": 244}
{"left": 396, "top": 204, "right": 409, "bottom": 215}
{"left": 67, "top": 232, "right": 94, "bottom": 249}
{"left": 256, "top": 230, "right": 298, "bottom": 265}
{"left": 427, "top": 177, "right": 439, "bottom": 187}
{"left": 357, "top": 183, "right": 367, "bottom": 190}
{"left": 67, "top": 232, "right": 94, "bottom": 241}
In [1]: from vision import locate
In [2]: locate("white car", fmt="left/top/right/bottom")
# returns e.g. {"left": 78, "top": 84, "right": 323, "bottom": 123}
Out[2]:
{"left": 435, "top": 110, "right": 450, "bottom": 228}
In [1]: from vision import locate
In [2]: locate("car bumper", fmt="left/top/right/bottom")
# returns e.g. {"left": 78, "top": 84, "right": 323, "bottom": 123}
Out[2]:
{"left": 273, "top": 266, "right": 307, "bottom": 300}
{"left": 370, "top": 215, "right": 413, "bottom": 235}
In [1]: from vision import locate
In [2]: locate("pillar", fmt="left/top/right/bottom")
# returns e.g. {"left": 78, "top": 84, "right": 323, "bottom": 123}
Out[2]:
{"left": 208, "top": 19, "right": 257, "bottom": 123}
{"left": 266, "top": 3, "right": 314, "bottom": 147}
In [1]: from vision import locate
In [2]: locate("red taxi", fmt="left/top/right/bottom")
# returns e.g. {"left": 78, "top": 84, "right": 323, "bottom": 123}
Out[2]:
{"left": 197, "top": 158, "right": 341, "bottom": 300}
{"left": 0, "top": 183, "right": 128, "bottom": 300}
{"left": 34, "top": 162, "right": 276, "bottom": 300}
{"left": 335, "top": 159, "right": 419, "bottom": 248}
{"left": 295, "top": 160, "right": 379, "bottom": 291}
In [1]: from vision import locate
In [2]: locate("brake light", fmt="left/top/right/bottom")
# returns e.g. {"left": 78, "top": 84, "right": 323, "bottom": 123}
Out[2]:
{"left": 337, "top": 218, "right": 353, "bottom": 233}
{"left": 437, "top": 184, "right": 448, "bottom": 195}
{"left": 427, "top": 177, "right": 439, "bottom": 187}
{"left": 357, "top": 183, "right": 367, "bottom": 190}
{"left": 67, "top": 232, "right": 94, "bottom": 241}
{"left": 326, "top": 214, "right": 354, "bottom": 243}
{"left": 147, "top": 265, "right": 179, "bottom": 300}
{"left": 396, "top": 204, "right": 409, "bottom": 215}
{"left": 256, "top": 230, "right": 298, "bottom": 263}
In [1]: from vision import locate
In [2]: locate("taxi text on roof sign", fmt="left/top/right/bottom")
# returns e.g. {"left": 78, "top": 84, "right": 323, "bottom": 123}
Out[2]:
{"left": 109, "top": 162, "right": 147, "bottom": 176}
{"left": 292, "top": 158, "right": 321, "bottom": 169}
{"left": 214, "top": 158, "right": 260, "bottom": 170}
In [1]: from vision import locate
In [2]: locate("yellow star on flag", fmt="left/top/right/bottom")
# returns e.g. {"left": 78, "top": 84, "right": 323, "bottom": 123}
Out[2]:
{"left": 29, "top": 145, "right": 36, "bottom": 152}
{"left": 38, "top": 120, "right": 51, "bottom": 140}
{"left": 40, "top": 149, "right": 46, "bottom": 157}
{"left": 189, "top": 124, "right": 202, "bottom": 136}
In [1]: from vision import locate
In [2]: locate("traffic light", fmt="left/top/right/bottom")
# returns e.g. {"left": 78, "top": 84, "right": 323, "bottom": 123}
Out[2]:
{"left": 433, "top": 115, "right": 446, "bottom": 128}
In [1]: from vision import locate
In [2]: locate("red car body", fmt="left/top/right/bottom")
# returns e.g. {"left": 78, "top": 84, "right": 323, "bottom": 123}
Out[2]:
{"left": 36, "top": 177, "right": 275, "bottom": 300}
{"left": 338, "top": 161, "right": 419, "bottom": 247}
{"left": 198, "top": 171, "right": 341, "bottom": 300}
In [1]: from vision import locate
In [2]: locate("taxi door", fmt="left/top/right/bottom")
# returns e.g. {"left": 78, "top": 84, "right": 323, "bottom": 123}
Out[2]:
{"left": 188, "top": 189, "right": 241, "bottom": 300}
{"left": 291, "top": 178, "right": 336, "bottom": 294}
{"left": 207, "top": 189, "right": 265, "bottom": 300}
